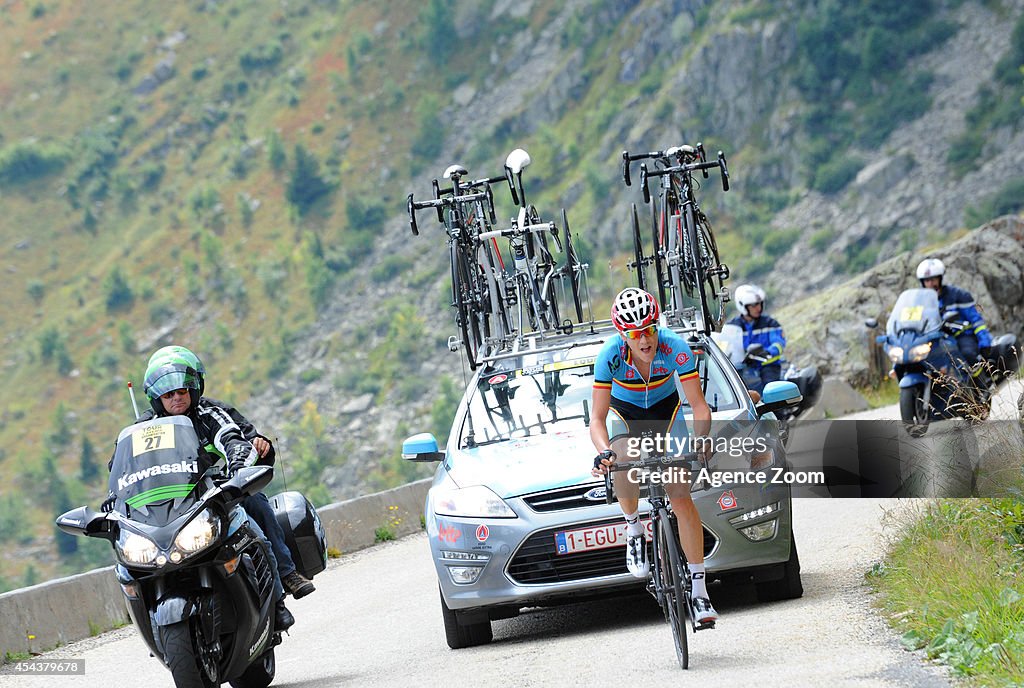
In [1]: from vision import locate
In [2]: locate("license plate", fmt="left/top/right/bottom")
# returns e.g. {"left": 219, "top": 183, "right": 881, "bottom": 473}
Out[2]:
{"left": 553, "top": 519, "right": 653, "bottom": 556}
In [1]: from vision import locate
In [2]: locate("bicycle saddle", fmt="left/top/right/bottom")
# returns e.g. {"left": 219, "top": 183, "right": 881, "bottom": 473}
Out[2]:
{"left": 444, "top": 164, "right": 468, "bottom": 180}
{"left": 504, "top": 148, "right": 531, "bottom": 174}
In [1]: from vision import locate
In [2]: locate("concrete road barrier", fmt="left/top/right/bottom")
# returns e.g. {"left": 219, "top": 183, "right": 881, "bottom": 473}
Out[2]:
{"left": 0, "top": 479, "right": 432, "bottom": 664}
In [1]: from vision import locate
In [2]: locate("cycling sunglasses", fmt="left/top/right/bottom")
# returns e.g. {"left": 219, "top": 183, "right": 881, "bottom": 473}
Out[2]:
{"left": 622, "top": 325, "right": 658, "bottom": 340}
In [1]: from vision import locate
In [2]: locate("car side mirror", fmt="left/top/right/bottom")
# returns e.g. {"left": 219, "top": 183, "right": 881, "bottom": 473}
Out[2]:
{"left": 755, "top": 381, "right": 803, "bottom": 416}
{"left": 402, "top": 432, "right": 445, "bottom": 463}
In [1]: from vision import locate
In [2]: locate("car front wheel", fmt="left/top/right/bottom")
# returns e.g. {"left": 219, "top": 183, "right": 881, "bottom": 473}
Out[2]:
{"left": 439, "top": 586, "right": 493, "bottom": 649}
{"left": 755, "top": 535, "right": 803, "bottom": 603}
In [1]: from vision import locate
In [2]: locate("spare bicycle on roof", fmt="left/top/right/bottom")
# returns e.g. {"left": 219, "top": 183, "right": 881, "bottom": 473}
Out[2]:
{"left": 622, "top": 143, "right": 732, "bottom": 335}
{"left": 407, "top": 148, "right": 593, "bottom": 369}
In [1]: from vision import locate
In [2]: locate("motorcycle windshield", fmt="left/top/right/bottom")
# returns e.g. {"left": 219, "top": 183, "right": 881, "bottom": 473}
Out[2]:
{"left": 108, "top": 416, "right": 207, "bottom": 524}
{"left": 886, "top": 288, "right": 941, "bottom": 335}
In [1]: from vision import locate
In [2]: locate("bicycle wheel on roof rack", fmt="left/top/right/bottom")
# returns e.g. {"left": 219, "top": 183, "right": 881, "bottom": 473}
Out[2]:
{"left": 477, "top": 237, "right": 509, "bottom": 341}
{"left": 561, "top": 208, "right": 584, "bottom": 323}
{"left": 694, "top": 212, "right": 726, "bottom": 333}
{"left": 631, "top": 203, "right": 647, "bottom": 292}
{"left": 450, "top": 241, "right": 483, "bottom": 369}
{"left": 683, "top": 204, "right": 713, "bottom": 336}
{"left": 650, "top": 198, "right": 668, "bottom": 313}
{"left": 527, "top": 207, "right": 561, "bottom": 331}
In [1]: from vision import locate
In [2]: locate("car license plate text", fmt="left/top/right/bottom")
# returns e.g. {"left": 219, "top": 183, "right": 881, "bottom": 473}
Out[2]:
{"left": 554, "top": 520, "right": 652, "bottom": 555}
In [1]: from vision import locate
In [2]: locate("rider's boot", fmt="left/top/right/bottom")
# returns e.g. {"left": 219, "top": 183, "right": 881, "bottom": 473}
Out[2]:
{"left": 625, "top": 533, "right": 650, "bottom": 578}
{"left": 691, "top": 596, "right": 718, "bottom": 626}
{"left": 275, "top": 599, "right": 295, "bottom": 632}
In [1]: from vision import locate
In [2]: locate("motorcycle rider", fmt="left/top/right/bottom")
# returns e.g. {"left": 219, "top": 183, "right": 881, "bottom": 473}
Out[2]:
{"left": 916, "top": 258, "right": 992, "bottom": 390}
{"left": 122, "top": 346, "right": 316, "bottom": 600}
{"left": 590, "top": 288, "right": 718, "bottom": 625}
{"left": 104, "top": 356, "right": 297, "bottom": 631}
{"left": 727, "top": 284, "right": 787, "bottom": 395}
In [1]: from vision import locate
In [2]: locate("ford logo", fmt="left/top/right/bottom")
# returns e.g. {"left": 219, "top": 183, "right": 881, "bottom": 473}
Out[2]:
{"left": 583, "top": 487, "right": 607, "bottom": 502}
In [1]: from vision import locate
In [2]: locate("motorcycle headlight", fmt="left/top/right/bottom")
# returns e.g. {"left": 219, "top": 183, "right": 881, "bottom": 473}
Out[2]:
{"left": 887, "top": 346, "right": 904, "bottom": 363}
{"left": 433, "top": 485, "right": 517, "bottom": 518}
{"left": 174, "top": 508, "right": 221, "bottom": 555}
{"left": 118, "top": 531, "right": 159, "bottom": 565}
{"left": 908, "top": 342, "right": 932, "bottom": 362}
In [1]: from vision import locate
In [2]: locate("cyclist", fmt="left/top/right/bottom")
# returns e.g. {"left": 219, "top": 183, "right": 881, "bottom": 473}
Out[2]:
{"left": 110, "top": 346, "right": 316, "bottom": 600}
{"left": 590, "top": 287, "right": 718, "bottom": 625}
{"left": 916, "top": 258, "right": 992, "bottom": 388}
{"left": 727, "top": 284, "right": 786, "bottom": 396}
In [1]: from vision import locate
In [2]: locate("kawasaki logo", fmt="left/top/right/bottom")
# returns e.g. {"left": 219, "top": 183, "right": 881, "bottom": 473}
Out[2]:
{"left": 249, "top": 618, "right": 270, "bottom": 657}
{"left": 117, "top": 461, "right": 198, "bottom": 490}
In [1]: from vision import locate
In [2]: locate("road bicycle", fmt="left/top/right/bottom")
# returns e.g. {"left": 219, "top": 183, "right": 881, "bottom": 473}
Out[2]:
{"left": 622, "top": 143, "right": 731, "bottom": 335}
{"left": 408, "top": 164, "right": 511, "bottom": 368}
{"left": 407, "top": 150, "right": 589, "bottom": 367}
{"left": 603, "top": 449, "right": 714, "bottom": 669}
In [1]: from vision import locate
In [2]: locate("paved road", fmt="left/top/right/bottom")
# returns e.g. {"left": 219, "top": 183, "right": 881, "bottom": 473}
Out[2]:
{"left": 9, "top": 383, "right": 1018, "bottom": 686}
{"left": 0, "top": 500, "right": 951, "bottom": 687}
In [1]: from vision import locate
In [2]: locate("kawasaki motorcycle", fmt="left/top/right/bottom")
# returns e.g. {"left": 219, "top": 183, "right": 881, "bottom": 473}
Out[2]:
{"left": 57, "top": 416, "right": 283, "bottom": 688}
{"left": 871, "top": 288, "right": 987, "bottom": 437}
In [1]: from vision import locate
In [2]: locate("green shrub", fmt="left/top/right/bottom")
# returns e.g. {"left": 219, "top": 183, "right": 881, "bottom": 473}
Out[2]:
{"left": 104, "top": 266, "right": 134, "bottom": 312}
{"left": 240, "top": 41, "right": 283, "bottom": 71}
{"left": 286, "top": 144, "right": 332, "bottom": 214}
{"left": 964, "top": 176, "right": 1024, "bottom": 227}
{"left": 812, "top": 155, "right": 863, "bottom": 195}
{"left": 0, "top": 141, "right": 70, "bottom": 184}
{"left": 808, "top": 228, "right": 832, "bottom": 252}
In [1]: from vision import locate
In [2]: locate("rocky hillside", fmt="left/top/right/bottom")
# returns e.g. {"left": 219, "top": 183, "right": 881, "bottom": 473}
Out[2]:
{"left": 780, "top": 215, "right": 1024, "bottom": 384}
{"left": 2, "top": 0, "right": 1024, "bottom": 588}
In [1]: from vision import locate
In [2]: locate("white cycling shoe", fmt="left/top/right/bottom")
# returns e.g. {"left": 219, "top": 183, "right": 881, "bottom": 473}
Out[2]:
{"left": 691, "top": 596, "right": 718, "bottom": 625}
{"left": 625, "top": 533, "right": 650, "bottom": 578}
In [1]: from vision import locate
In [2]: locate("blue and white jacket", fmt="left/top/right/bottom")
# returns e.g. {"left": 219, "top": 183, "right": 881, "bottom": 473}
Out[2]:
{"left": 726, "top": 314, "right": 786, "bottom": 368}
{"left": 938, "top": 285, "right": 991, "bottom": 348}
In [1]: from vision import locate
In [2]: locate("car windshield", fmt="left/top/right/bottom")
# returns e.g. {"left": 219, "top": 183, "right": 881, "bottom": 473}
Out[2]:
{"left": 457, "top": 337, "right": 742, "bottom": 448}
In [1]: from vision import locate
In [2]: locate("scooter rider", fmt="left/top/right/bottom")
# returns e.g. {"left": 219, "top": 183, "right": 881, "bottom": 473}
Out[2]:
{"left": 727, "top": 284, "right": 786, "bottom": 395}
{"left": 590, "top": 288, "right": 718, "bottom": 625}
{"left": 916, "top": 258, "right": 992, "bottom": 369}
{"left": 104, "top": 357, "right": 297, "bottom": 631}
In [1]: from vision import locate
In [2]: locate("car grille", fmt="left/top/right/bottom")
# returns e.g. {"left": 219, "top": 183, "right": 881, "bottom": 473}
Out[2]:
{"left": 522, "top": 484, "right": 607, "bottom": 512}
{"left": 507, "top": 517, "right": 718, "bottom": 585}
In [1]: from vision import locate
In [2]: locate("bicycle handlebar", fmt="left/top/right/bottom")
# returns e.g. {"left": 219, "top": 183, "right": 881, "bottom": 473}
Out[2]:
{"left": 639, "top": 152, "right": 730, "bottom": 203}
{"left": 477, "top": 220, "right": 557, "bottom": 242}
{"left": 600, "top": 452, "right": 708, "bottom": 504}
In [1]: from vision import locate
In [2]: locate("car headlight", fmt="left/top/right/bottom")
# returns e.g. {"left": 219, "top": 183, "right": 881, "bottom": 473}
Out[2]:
{"left": 174, "top": 508, "right": 221, "bottom": 555}
{"left": 118, "top": 531, "right": 159, "bottom": 565}
{"left": 887, "top": 346, "right": 904, "bottom": 363}
{"left": 433, "top": 485, "right": 517, "bottom": 518}
{"left": 908, "top": 342, "right": 932, "bottom": 362}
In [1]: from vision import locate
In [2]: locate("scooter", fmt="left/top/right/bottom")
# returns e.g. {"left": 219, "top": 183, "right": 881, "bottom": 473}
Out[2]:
{"left": 867, "top": 288, "right": 988, "bottom": 437}
{"left": 58, "top": 415, "right": 291, "bottom": 688}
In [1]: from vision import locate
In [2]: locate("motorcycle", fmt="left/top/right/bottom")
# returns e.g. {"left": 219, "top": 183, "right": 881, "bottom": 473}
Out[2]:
{"left": 868, "top": 288, "right": 988, "bottom": 437}
{"left": 712, "top": 324, "right": 823, "bottom": 423}
{"left": 944, "top": 318, "right": 1019, "bottom": 389}
{"left": 56, "top": 415, "right": 306, "bottom": 688}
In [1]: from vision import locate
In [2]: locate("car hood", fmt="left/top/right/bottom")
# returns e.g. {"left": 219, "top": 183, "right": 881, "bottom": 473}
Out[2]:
{"left": 446, "top": 430, "right": 597, "bottom": 499}
{"left": 445, "top": 408, "right": 757, "bottom": 499}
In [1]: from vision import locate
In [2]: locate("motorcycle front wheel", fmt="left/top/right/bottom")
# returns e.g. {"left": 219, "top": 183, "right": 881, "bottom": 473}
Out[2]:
{"left": 159, "top": 619, "right": 218, "bottom": 688}
{"left": 899, "top": 386, "right": 929, "bottom": 437}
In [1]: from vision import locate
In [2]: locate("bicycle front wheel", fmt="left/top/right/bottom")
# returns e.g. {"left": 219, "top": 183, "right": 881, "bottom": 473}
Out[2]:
{"left": 656, "top": 511, "right": 690, "bottom": 669}
{"left": 684, "top": 204, "right": 713, "bottom": 336}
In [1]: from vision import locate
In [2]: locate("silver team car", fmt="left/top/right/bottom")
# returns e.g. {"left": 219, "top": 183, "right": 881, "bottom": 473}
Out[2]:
{"left": 403, "top": 325, "right": 804, "bottom": 648}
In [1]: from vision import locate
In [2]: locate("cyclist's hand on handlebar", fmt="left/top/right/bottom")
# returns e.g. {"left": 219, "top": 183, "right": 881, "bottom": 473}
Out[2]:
{"left": 591, "top": 449, "right": 616, "bottom": 477}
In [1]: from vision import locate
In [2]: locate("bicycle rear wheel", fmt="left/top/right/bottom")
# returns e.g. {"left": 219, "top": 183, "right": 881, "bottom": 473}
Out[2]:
{"left": 656, "top": 511, "right": 690, "bottom": 669}
{"left": 631, "top": 203, "right": 647, "bottom": 291}
{"left": 561, "top": 208, "right": 584, "bottom": 323}
{"left": 650, "top": 199, "right": 668, "bottom": 313}
{"left": 694, "top": 212, "right": 726, "bottom": 332}
{"left": 684, "top": 204, "right": 713, "bottom": 336}
{"left": 450, "top": 241, "right": 483, "bottom": 368}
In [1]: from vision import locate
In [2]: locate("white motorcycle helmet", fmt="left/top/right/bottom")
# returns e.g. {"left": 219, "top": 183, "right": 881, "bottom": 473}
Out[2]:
{"left": 734, "top": 284, "right": 766, "bottom": 317}
{"left": 916, "top": 258, "right": 945, "bottom": 286}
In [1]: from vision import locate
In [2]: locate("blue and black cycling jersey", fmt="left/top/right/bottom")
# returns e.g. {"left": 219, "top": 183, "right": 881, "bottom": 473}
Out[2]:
{"left": 593, "top": 327, "right": 698, "bottom": 407}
